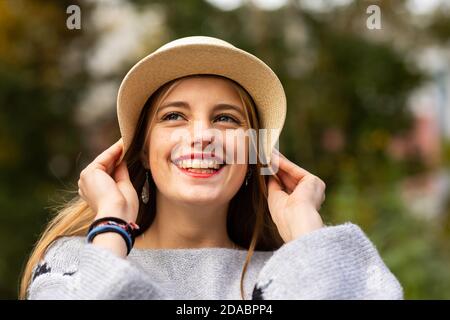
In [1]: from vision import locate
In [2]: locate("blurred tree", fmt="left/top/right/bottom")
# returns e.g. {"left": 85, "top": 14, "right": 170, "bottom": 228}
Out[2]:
{"left": 0, "top": 0, "right": 91, "bottom": 298}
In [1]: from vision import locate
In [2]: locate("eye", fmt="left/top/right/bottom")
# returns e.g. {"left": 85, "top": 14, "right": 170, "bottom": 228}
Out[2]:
{"left": 214, "top": 114, "right": 240, "bottom": 124}
{"left": 162, "top": 112, "right": 185, "bottom": 121}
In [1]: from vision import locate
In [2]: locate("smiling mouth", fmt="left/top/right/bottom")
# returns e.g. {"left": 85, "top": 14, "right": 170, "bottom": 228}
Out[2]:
{"left": 172, "top": 159, "right": 226, "bottom": 175}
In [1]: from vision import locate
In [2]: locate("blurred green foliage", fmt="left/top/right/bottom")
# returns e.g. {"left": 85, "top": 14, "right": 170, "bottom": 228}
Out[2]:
{"left": 0, "top": 0, "right": 449, "bottom": 299}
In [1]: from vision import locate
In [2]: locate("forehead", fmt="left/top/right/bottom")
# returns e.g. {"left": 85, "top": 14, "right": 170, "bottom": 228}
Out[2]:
{"left": 162, "top": 76, "right": 243, "bottom": 105}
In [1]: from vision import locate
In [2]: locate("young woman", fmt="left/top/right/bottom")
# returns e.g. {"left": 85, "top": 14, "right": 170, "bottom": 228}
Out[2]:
{"left": 20, "top": 36, "right": 403, "bottom": 300}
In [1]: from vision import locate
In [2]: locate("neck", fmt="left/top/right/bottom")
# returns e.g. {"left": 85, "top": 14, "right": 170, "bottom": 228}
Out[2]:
{"left": 134, "top": 191, "right": 236, "bottom": 249}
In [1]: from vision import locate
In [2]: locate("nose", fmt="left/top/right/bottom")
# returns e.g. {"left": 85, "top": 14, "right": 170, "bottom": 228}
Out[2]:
{"left": 191, "top": 123, "right": 216, "bottom": 152}
{"left": 171, "top": 117, "right": 223, "bottom": 160}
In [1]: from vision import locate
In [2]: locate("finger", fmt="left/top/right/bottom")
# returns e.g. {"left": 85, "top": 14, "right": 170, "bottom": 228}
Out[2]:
{"left": 114, "top": 161, "right": 137, "bottom": 205}
{"left": 290, "top": 175, "right": 326, "bottom": 209}
{"left": 276, "top": 169, "right": 296, "bottom": 194}
{"left": 267, "top": 155, "right": 295, "bottom": 193}
{"left": 268, "top": 174, "right": 283, "bottom": 192}
{"left": 317, "top": 191, "right": 326, "bottom": 210}
{"left": 77, "top": 179, "right": 84, "bottom": 197}
{"left": 267, "top": 175, "right": 288, "bottom": 202}
{"left": 78, "top": 187, "right": 86, "bottom": 201}
{"left": 267, "top": 176, "right": 288, "bottom": 220}
{"left": 272, "top": 150, "right": 310, "bottom": 183}
{"left": 113, "top": 160, "right": 130, "bottom": 183}
{"left": 92, "top": 139, "right": 123, "bottom": 174}
{"left": 271, "top": 153, "right": 303, "bottom": 191}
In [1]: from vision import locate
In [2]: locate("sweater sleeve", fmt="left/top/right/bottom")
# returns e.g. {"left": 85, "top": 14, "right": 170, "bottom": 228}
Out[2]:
{"left": 27, "top": 237, "right": 170, "bottom": 300}
{"left": 251, "top": 223, "right": 403, "bottom": 300}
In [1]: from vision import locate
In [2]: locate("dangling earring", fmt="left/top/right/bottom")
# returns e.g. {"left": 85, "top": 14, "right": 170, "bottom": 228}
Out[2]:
{"left": 141, "top": 170, "right": 150, "bottom": 204}
{"left": 245, "top": 168, "right": 252, "bottom": 186}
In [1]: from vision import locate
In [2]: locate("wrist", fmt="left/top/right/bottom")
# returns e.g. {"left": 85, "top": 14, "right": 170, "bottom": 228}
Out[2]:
{"left": 95, "top": 205, "right": 132, "bottom": 222}
{"left": 92, "top": 232, "right": 128, "bottom": 258}
{"left": 87, "top": 217, "right": 140, "bottom": 256}
{"left": 285, "top": 205, "right": 324, "bottom": 241}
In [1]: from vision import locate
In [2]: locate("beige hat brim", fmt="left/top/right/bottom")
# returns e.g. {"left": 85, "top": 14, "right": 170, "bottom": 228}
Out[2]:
{"left": 117, "top": 38, "right": 286, "bottom": 164}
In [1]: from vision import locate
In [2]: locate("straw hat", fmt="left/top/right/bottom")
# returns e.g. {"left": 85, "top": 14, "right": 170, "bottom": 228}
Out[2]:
{"left": 116, "top": 36, "right": 286, "bottom": 163}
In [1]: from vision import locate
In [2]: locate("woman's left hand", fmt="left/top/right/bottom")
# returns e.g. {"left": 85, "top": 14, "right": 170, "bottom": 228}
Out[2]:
{"left": 267, "top": 149, "right": 326, "bottom": 243}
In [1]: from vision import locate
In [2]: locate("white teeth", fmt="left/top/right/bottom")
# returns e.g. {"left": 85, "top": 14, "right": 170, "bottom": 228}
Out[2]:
{"left": 201, "top": 160, "right": 211, "bottom": 168}
{"left": 181, "top": 159, "right": 191, "bottom": 168}
{"left": 174, "top": 159, "right": 222, "bottom": 169}
{"left": 192, "top": 159, "right": 201, "bottom": 168}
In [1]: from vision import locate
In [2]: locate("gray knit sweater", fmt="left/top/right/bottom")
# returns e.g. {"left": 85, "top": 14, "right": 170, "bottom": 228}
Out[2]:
{"left": 27, "top": 223, "right": 403, "bottom": 300}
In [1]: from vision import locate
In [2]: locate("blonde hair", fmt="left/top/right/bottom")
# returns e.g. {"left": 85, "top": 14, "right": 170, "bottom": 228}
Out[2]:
{"left": 19, "top": 74, "right": 284, "bottom": 300}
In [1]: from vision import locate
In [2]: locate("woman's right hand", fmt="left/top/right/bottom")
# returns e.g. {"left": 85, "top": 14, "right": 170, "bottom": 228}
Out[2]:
{"left": 78, "top": 138, "right": 139, "bottom": 223}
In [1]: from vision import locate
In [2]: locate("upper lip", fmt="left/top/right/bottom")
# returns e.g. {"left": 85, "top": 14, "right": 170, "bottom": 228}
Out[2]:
{"left": 172, "top": 153, "right": 224, "bottom": 165}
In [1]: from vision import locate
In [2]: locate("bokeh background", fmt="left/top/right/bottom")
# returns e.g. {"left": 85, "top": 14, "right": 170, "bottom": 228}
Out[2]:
{"left": 1, "top": 0, "right": 449, "bottom": 299}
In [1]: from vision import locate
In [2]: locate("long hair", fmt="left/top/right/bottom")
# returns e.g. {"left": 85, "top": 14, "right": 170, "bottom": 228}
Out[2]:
{"left": 19, "top": 74, "right": 284, "bottom": 300}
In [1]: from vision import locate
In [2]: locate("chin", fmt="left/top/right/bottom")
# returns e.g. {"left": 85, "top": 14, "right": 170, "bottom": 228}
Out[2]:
{"left": 178, "top": 189, "right": 222, "bottom": 203}
{"left": 175, "top": 196, "right": 222, "bottom": 207}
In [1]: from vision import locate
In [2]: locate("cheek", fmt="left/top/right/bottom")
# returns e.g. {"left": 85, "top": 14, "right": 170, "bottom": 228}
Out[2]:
{"left": 147, "top": 129, "right": 174, "bottom": 174}
{"left": 223, "top": 131, "right": 249, "bottom": 164}
{"left": 228, "top": 164, "right": 247, "bottom": 187}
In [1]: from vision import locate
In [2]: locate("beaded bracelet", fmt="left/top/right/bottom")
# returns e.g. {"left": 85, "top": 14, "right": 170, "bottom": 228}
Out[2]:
{"left": 88, "top": 217, "right": 130, "bottom": 233}
{"left": 86, "top": 217, "right": 140, "bottom": 255}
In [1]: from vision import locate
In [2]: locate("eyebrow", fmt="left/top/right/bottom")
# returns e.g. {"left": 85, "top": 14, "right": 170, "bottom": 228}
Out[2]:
{"left": 158, "top": 101, "right": 245, "bottom": 117}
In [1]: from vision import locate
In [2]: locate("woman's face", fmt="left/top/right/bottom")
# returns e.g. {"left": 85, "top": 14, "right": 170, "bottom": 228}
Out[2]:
{"left": 145, "top": 77, "right": 249, "bottom": 206}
